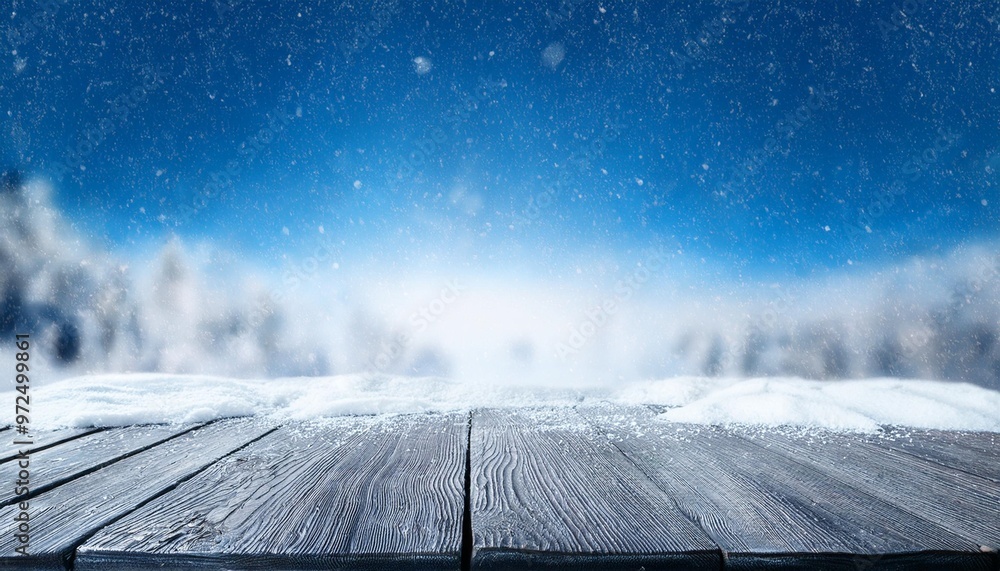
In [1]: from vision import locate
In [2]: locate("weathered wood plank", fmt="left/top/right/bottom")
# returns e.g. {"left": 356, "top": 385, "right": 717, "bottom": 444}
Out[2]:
{"left": 735, "top": 427, "right": 1000, "bottom": 558}
{"left": 581, "top": 405, "right": 996, "bottom": 570}
{"left": 470, "top": 408, "right": 719, "bottom": 570}
{"left": 76, "top": 413, "right": 467, "bottom": 571}
{"left": 0, "top": 418, "right": 276, "bottom": 571}
{"left": 0, "top": 423, "right": 202, "bottom": 507}
{"left": 865, "top": 429, "right": 1000, "bottom": 484}
{"left": 0, "top": 427, "right": 101, "bottom": 464}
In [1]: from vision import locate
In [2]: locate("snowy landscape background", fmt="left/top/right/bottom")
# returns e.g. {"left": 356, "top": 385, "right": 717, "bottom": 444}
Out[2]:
{"left": 1, "top": 1, "right": 999, "bottom": 429}
{"left": 3, "top": 172, "right": 999, "bottom": 391}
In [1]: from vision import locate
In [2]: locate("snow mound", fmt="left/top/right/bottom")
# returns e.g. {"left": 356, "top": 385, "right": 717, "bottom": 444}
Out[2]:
{"left": 656, "top": 377, "right": 1000, "bottom": 432}
{"left": 11, "top": 373, "right": 1000, "bottom": 433}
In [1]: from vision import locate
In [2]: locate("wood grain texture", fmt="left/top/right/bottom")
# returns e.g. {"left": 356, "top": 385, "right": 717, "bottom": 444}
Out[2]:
{"left": 0, "top": 423, "right": 201, "bottom": 507}
{"left": 580, "top": 405, "right": 996, "bottom": 571}
{"left": 76, "top": 413, "right": 468, "bottom": 571}
{"left": 469, "top": 408, "right": 720, "bottom": 570}
{"left": 734, "top": 426, "right": 1000, "bottom": 558}
{"left": 0, "top": 427, "right": 100, "bottom": 464}
{"left": 865, "top": 429, "right": 1000, "bottom": 484}
{"left": 0, "top": 418, "right": 275, "bottom": 571}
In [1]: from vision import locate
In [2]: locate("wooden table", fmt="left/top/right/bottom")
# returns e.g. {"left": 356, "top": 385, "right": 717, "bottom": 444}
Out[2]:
{"left": 0, "top": 405, "right": 996, "bottom": 570}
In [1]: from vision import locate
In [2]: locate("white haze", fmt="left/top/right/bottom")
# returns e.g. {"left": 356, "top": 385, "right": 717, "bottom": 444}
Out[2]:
{"left": 2, "top": 176, "right": 1000, "bottom": 397}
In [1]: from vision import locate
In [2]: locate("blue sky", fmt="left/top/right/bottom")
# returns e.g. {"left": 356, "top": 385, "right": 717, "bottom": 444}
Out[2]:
{"left": 2, "top": 0, "right": 998, "bottom": 280}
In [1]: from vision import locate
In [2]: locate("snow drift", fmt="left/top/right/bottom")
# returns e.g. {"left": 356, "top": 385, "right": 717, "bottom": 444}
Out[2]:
{"left": 18, "top": 373, "right": 1000, "bottom": 432}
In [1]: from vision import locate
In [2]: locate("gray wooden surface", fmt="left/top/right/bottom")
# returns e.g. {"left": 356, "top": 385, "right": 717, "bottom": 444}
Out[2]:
{"left": 469, "top": 408, "right": 720, "bottom": 570}
{"left": 733, "top": 426, "right": 1000, "bottom": 555}
{"left": 0, "top": 408, "right": 997, "bottom": 570}
{"left": 0, "top": 424, "right": 203, "bottom": 507}
{"left": 76, "top": 413, "right": 468, "bottom": 571}
{"left": 865, "top": 429, "right": 1000, "bottom": 484}
{"left": 0, "top": 428, "right": 100, "bottom": 464}
{"left": 581, "top": 405, "right": 997, "bottom": 570}
{"left": 0, "top": 418, "right": 276, "bottom": 571}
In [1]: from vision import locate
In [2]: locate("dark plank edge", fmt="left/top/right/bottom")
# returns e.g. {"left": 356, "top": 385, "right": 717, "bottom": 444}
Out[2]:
{"left": 74, "top": 551, "right": 456, "bottom": 571}
{"left": 472, "top": 549, "right": 720, "bottom": 571}
{"left": 0, "top": 423, "right": 207, "bottom": 508}
{"left": 0, "top": 553, "right": 64, "bottom": 571}
{"left": 724, "top": 551, "right": 998, "bottom": 571}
